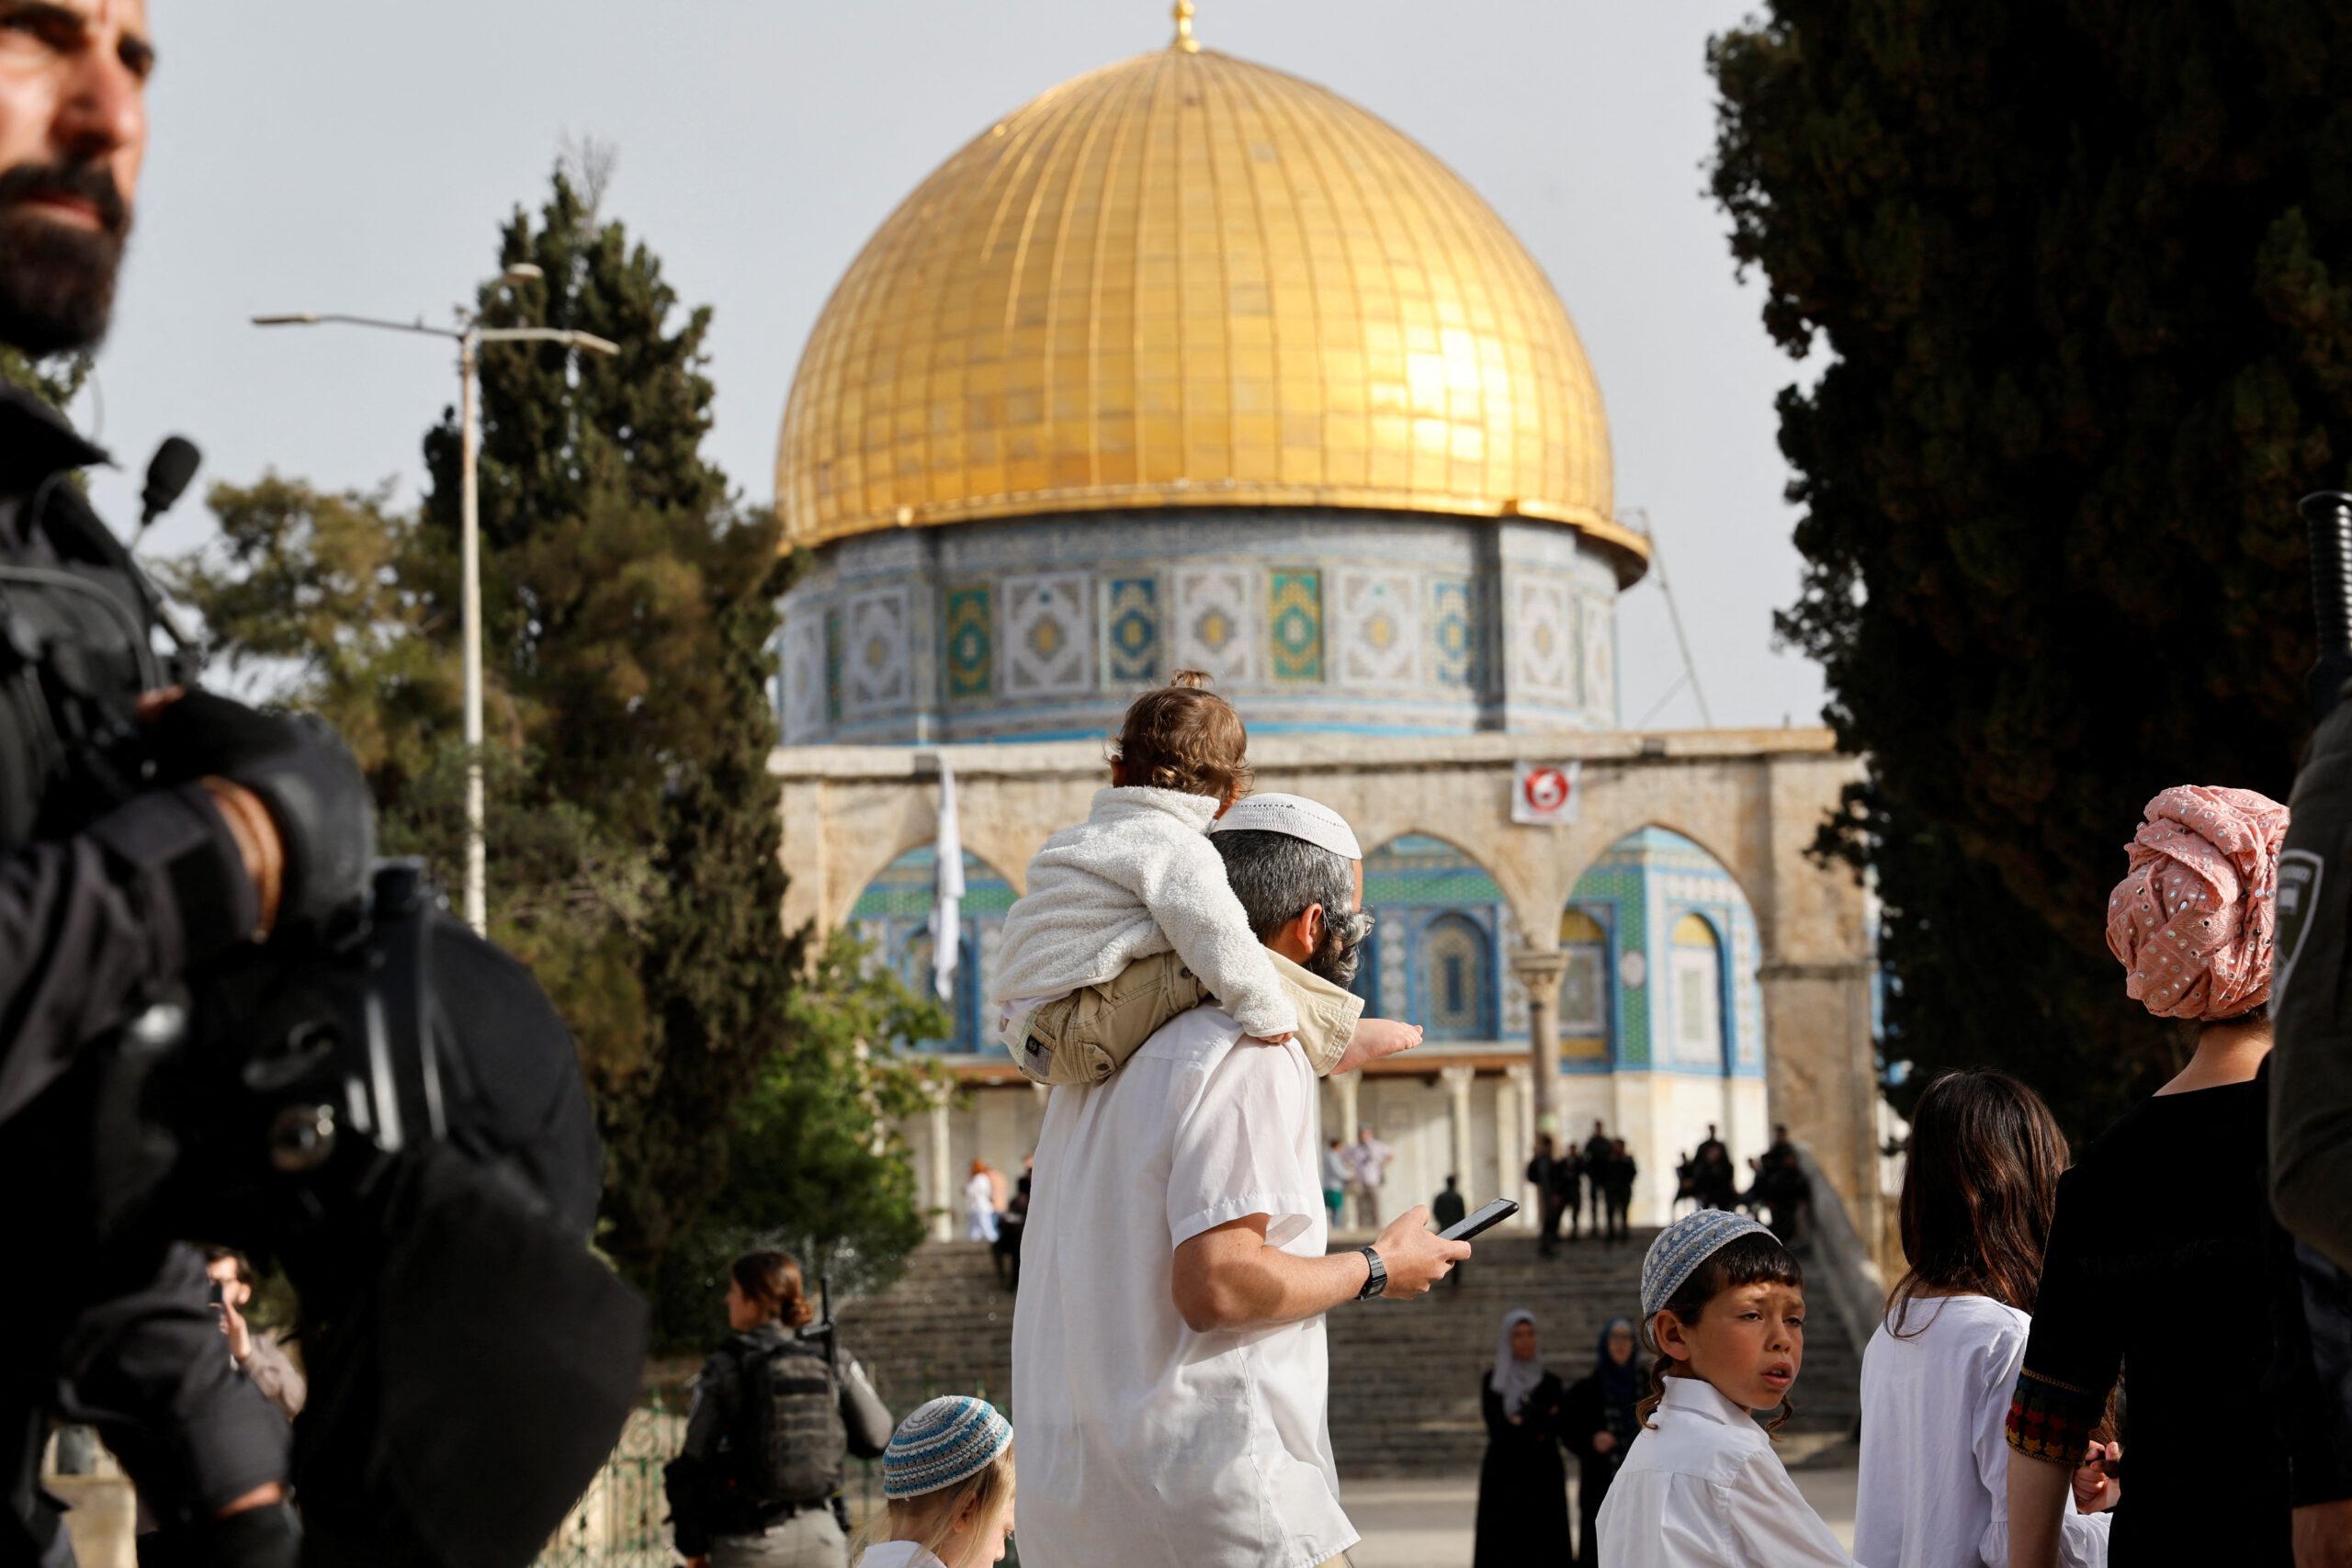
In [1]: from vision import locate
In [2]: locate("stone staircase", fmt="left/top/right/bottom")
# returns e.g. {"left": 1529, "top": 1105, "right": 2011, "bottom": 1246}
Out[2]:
{"left": 834, "top": 1230, "right": 1863, "bottom": 1476}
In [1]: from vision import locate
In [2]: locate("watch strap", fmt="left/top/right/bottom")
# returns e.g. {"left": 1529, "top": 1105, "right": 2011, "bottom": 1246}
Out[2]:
{"left": 1356, "top": 1245, "right": 1385, "bottom": 1301}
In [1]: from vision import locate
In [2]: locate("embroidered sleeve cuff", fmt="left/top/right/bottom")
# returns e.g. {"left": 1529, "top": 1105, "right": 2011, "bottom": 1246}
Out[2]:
{"left": 2007, "top": 1367, "right": 2102, "bottom": 1465}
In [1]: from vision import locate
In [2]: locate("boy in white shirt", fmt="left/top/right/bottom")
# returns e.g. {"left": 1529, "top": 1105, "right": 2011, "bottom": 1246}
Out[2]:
{"left": 989, "top": 671, "right": 1419, "bottom": 1085}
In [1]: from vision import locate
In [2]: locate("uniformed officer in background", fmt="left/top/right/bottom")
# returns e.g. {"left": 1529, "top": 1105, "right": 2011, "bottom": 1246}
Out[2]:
{"left": 667, "top": 1253, "right": 893, "bottom": 1568}
{"left": 2265, "top": 489, "right": 2352, "bottom": 1564}
{"left": 0, "top": 4, "right": 375, "bottom": 1562}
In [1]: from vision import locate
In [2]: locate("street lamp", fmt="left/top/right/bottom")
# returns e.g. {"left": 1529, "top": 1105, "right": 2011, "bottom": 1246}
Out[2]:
{"left": 255, "top": 267, "right": 620, "bottom": 934}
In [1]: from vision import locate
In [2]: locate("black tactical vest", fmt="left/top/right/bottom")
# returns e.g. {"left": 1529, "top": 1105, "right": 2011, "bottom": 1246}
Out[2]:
{"left": 728, "top": 1332, "right": 845, "bottom": 1506}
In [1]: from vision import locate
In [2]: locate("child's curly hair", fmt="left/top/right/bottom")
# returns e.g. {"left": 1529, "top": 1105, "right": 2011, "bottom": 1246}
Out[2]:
{"left": 1110, "top": 671, "right": 1251, "bottom": 802}
{"left": 1637, "top": 1230, "right": 1804, "bottom": 1436}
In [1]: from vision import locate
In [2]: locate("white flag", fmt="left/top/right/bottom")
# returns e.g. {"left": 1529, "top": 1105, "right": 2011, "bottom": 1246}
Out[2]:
{"left": 930, "top": 758, "right": 966, "bottom": 1001}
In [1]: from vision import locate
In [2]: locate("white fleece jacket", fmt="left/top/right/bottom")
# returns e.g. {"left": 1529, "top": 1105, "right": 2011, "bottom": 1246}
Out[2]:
{"left": 989, "top": 786, "right": 1300, "bottom": 1045}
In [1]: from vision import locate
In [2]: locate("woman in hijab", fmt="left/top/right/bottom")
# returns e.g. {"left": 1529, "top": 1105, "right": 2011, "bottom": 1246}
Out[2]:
{"left": 2005, "top": 785, "right": 2320, "bottom": 1564}
{"left": 1558, "top": 1317, "right": 1641, "bottom": 1566}
{"left": 1472, "top": 1308, "right": 1570, "bottom": 1567}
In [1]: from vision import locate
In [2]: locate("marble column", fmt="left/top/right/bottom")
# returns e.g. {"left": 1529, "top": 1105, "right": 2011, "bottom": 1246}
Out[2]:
{"left": 927, "top": 1095, "right": 955, "bottom": 1244}
{"left": 1331, "top": 1070, "right": 1362, "bottom": 1145}
{"left": 1499, "top": 1064, "right": 1533, "bottom": 1231}
{"left": 1511, "top": 946, "right": 1568, "bottom": 1138}
{"left": 1441, "top": 1066, "right": 1476, "bottom": 1191}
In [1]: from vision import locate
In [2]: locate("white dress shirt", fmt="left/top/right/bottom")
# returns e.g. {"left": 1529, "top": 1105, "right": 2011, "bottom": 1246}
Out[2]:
{"left": 1596, "top": 1374, "right": 1864, "bottom": 1567}
{"left": 1853, "top": 1295, "right": 2109, "bottom": 1568}
{"left": 1011, "top": 1005, "right": 1356, "bottom": 1568}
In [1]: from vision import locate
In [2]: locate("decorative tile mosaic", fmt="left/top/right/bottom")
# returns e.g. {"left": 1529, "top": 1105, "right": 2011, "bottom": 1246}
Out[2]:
{"left": 822, "top": 607, "right": 842, "bottom": 724}
{"left": 779, "top": 613, "right": 828, "bottom": 743}
{"left": 1509, "top": 573, "right": 1575, "bottom": 704}
{"left": 1499, "top": 902, "right": 1530, "bottom": 1037}
{"left": 944, "top": 585, "right": 993, "bottom": 701}
{"left": 1102, "top": 575, "right": 1161, "bottom": 684}
{"left": 842, "top": 586, "right": 912, "bottom": 719}
{"left": 1375, "top": 916, "right": 1408, "bottom": 1019}
{"left": 1582, "top": 592, "right": 1615, "bottom": 724}
{"left": 1430, "top": 578, "right": 1477, "bottom": 690}
{"left": 1334, "top": 569, "right": 1419, "bottom": 686}
{"left": 1171, "top": 565, "right": 1257, "bottom": 683}
{"left": 1003, "top": 572, "right": 1092, "bottom": 697}
{"left": 1268, "top": 570, "right": 1324, "bottom": 682}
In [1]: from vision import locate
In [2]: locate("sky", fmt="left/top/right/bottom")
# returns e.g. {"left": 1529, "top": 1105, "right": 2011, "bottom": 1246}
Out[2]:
{"left": 84, "top": 0, "right": 1828, "bottom": 732}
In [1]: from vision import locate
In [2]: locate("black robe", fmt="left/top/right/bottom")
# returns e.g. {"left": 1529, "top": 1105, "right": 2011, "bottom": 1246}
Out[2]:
{"left": 1472, "top": 1369, "right": 1570, "bottom": 1568}
{"left": 1559, "top": 1368, "right": 1642, "bottom": 1566}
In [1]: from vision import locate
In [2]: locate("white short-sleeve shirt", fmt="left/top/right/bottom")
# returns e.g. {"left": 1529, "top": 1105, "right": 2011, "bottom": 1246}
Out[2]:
{"left": 1854, "top": 1294, "right": 2110, "bottom": 1568}
{"left": 1011, "top": 1005, "right": 1357, "bottom": 1568}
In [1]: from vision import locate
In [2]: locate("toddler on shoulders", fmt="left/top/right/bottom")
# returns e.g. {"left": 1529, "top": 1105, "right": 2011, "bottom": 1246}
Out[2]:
{"left": 989, "top": 671, "right": 1419, "bottom": 1086}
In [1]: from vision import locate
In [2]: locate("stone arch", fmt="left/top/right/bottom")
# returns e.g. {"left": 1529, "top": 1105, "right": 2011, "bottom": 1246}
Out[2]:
{"left": 845, "top": 842, "right": 1023, "bottom": 1055}
{"left": 1358, "top": 830, "right": 1525, "bottom": 1041}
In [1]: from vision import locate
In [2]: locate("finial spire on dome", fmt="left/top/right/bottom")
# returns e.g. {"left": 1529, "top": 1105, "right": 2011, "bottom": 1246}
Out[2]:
{"left": 1171, "top": 0, "right": 1199, "bottom": 51}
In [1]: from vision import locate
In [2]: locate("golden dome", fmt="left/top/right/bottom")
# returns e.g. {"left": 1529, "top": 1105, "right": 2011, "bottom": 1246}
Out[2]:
{"left": 776, "top": 19, "right": 1643, "bottom": 581}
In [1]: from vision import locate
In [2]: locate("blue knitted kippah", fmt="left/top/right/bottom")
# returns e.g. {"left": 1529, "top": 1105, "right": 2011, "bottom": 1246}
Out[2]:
{"left": 1639, "top": 1210, "right": 1776, "bottom": 1328}
{"left": 882, "top": 1395, "right": 1013, "bottom": 1500}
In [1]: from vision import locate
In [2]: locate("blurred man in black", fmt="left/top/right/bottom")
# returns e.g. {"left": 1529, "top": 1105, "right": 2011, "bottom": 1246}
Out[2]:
{"left": 0, "top": 6, "right": 375, "bottom": 1562}
{"left": 1525, "top": 1134, "right": 1564, "bottom": 1257}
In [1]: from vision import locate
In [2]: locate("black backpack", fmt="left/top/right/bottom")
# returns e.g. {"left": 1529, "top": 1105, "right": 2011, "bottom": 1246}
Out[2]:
{"left": 728, "top": 1335, "right": 846, "bottom": 1507}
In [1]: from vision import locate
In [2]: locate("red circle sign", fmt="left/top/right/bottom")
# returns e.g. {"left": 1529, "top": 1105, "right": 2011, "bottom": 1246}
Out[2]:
{"left": 1522, "top": 766, "right": 1571, "bottom": 813}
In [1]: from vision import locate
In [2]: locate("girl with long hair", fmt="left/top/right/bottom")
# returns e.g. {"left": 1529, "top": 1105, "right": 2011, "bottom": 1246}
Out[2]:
{"left": 1854, "top": 1070, "right": 2109, "bottom": 1566}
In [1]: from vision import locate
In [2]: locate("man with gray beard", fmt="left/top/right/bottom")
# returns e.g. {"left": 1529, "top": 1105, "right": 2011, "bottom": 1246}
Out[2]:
{"left": 1011, "top": 795, "right": 1468, "bottom": 1568}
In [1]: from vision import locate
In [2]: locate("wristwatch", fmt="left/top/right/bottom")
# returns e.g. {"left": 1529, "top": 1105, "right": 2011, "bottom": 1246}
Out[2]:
{"left": 1356, "top": 1246, "right": 1386, "bottom": 1301}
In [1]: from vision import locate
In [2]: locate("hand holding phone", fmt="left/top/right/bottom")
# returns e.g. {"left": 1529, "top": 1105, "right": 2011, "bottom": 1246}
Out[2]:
{"left": 1439, "top": 1198, "right": 1518, "bottom": 1243}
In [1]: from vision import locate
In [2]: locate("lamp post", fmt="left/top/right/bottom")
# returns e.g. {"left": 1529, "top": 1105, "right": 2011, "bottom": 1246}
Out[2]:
{"left": 255, "top": 268, "right": 619, "bottom": 934}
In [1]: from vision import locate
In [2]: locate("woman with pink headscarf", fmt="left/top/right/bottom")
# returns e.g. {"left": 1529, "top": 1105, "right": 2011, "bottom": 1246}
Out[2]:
{"left": 2003, "top": 786, "right": 2295, "bottom": 1567}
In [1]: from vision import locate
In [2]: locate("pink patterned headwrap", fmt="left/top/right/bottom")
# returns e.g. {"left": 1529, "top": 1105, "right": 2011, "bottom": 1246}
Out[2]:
{"left": 2106, "top": 784, "right": 2290, "bottom": 1021}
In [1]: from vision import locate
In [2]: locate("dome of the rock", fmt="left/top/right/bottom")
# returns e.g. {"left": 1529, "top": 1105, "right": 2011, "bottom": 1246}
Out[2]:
{"left": 775, "top": 17, "right": 1640, "bottom": 581}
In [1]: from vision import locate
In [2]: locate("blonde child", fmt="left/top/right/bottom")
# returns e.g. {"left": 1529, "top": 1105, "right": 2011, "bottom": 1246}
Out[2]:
{"left": 853, "top": 1396, "right": 1015, "bottom": 1568}
{"left": 989, "top": 671, "right": 1419, "bottom": 1087}
{"left": 1596, "top": 1210, "right": 1861, "bottom": 1567}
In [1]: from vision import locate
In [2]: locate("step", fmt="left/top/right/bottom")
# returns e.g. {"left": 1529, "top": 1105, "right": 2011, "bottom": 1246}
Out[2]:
{"left": 832, "top": 1233, "right": 1862, "bottom": 1477}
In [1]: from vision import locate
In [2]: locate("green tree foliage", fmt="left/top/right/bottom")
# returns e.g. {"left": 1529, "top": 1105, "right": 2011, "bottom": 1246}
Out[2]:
{"left": 173, "top": 165, "right": 943, "bottom": 1303}
{"left": 647, "top": 931, "right": 947, "bottom": 1342}
{"left": 1710, "top": 4, "right": 2352, "bottom": 1137}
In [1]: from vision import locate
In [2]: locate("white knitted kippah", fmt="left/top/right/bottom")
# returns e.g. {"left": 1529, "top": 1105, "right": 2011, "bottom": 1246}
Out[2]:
{"left": 881, "top": 1395, "right": 1012, "bottom": 1499}
{"left": 1211, "top": 793, "right": 1363, "bottom": 860}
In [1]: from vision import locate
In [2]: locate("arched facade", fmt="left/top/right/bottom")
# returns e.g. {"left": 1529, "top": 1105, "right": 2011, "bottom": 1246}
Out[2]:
{"left": 847, "top": 845, "right": 1019, "bottom": 1054}
{"left": 776, "top": 729, "right": 1882, "bottom": 1258}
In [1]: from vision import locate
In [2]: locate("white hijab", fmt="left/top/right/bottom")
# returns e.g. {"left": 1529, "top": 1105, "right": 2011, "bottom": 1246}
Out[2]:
{"left": 1489, "top": 1307, "right": 1544, "bottom": 1416}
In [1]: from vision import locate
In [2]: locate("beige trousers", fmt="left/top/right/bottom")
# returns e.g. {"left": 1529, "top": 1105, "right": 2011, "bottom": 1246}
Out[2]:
{"left": 1012, "top": 948, "right": 1363, "bottom": 1086}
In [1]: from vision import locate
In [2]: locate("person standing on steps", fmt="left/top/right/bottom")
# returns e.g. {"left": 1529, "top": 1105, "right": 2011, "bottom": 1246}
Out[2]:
{"left": 1323, "top": 1135, "right": 1351, "bottom": 1232}
{"left": 1529, "top": 1134, "right": 1566, "bottom": 1257}
{"left": 1434, "top": 1175, "right": 1468, "bottom": 1290}
{"left": 1604, "top": 1139, "right": 1637, "bottom": 1244}
{"left": 1583, "top": 1122, "right": 1614, "bottom": 1235}
{"left": 1560, "top": 1318, "right": 1642, "bottom": 1567}
{"left": 669, "top": 1251, "right": 895, "bottom": 1568}
{"left": 1348, "top": 1123, "right": 1395, "bottom": 1231}
{"left": 1472, "top": 1309, "right": 1571, "bottom": 1568}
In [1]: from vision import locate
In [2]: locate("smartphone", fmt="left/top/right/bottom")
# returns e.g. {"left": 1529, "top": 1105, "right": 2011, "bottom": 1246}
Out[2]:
{"left": 206, "top": 1280, "right": 224, "bottom": 1311}
{"left": 1438, "top": 1198, "right": 1518, "bottom": 1243}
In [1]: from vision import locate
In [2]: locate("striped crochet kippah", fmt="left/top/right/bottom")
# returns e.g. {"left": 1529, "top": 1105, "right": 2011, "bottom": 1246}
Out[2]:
{"left": 882, "top": 1395, "right": 1013, "bottom": 1499}
{"left": 1640, "top": 1209, "right": 1775, "bottom": 1328}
